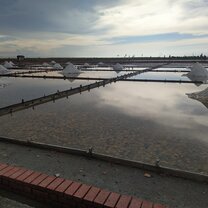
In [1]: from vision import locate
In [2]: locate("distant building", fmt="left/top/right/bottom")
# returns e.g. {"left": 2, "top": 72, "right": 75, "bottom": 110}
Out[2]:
{"left": 17, "top": 55, "right": 25, "bottom": 61}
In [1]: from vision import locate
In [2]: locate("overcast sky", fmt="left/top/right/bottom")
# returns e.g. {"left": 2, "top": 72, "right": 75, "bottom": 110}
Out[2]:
{"left": 0, "top": 0, "right": 207, "bottom": 57}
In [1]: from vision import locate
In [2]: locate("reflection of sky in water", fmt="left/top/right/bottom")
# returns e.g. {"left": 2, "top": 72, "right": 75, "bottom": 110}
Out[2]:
{"left": 11, "top": 69, "right": 32, "bottom": 73}
{"left": 131, "top": 67, "right": 191, "bottom": 80}
{"left": 0, "top": 77, "right": 208, "bottom": 174}
{"left": 79, "top": 71, "right": 128, "bottom": 78}
{"left": 28, "top": 69, "right": 133, "bottom": 78}
{"left": 155, "top": 67, "right": 190, "bottom": 71}
{"left": 132, "top": 72, "right": 190, "bottom": 80}
{"left": 23, "top": 67, "right": 191, "bottom": 81}
{"left": 23, "top": 71, "right": 63, "bottom": 77}
{"left": 0, "top": 77, "right": 94, "bottom": 107}
{"left": 96, "top": 82, "right": 208, "bottom": 127}
{"left": 23, "top": 70, "right": 130, "bottom": 78}
{"left": 0, "top": 78, "right": 10, "bottom": 89}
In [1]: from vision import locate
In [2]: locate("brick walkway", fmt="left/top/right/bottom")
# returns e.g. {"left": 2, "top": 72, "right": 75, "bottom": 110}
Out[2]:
{"left": 0, "top": 163, "right": 168, "bottom": 208}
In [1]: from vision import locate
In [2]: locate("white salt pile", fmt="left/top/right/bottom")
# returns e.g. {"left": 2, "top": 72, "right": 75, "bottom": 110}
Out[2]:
{"left": 113, "top": 63, "right": 123, "bottom": 71}
{"left": 4, "top": 61, "right": 14, "bottom": 69}
{"left": 42, "top": 62, "right": 50, "bottom": 67}
{"left": 98, "top": 62, "right": 104, "bottom": 66}
{"left": 9, "top": 61, "right": 15, "bottom": 66}
{"left": 182, "top": 63, "right": 208, "bottom": 86}
{"left": 66, "top": 61, "right": 72, "bottom": 65}
{"left": 61, "top": 63, "right": 82, "bottom": 81}
{"left": 184, "top": 63, "right": 208, "bottom": 84}
{"left": 84, "top": 63, "right": 90, "bottom": 67}
{"left": 188, "top": 63, "right": 208, "bottom": 77}
{"left": 51, "top": 60, "right": 56, "bottom": 65}
{"left": 63, "top": 63, "right": 81, "bottom": 75}
{"left": 0, "top": 65, "right": 10, "bottom": 74}
{"left": 81, "top": 62, "right": 91, "bottom": 70}
{"left": 53, "top": 63, "right": 63, "bottom": 70}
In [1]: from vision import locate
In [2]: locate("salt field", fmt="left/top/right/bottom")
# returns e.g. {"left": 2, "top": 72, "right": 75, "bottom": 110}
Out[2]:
{"left": 0, "top": 61, "right": 208, "bottom": 175}
{"left": 1, "top": 1, "right": 208, "bottom": 207}
{"left": 131, "top": 71, "right": 190, "bottom": 81}
{"left": 0, "top": 77, "right": 94, "bottom": 107}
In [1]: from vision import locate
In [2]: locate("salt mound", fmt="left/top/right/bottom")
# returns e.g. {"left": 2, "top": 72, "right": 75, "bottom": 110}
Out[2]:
{"left": 81, "top": 62, "right": 91, "bottom": 70}
{"left": 184, "top": 63, "right": 208, "bottom": 84}
{"left": 113, "top": 63, "right": 123, "bottom": 71}
{"left": 63, "top": 63, "right": 80, "bottom": 74}
{"left": 53, "top": 63, "right": 63, "bottom": 70}
{"left": 0, "top": 65, "right": 10, "bottom": 74}
{"left": 42, "top": 62, "right": 50, "bottom": 67}
{"left": 188, "top": 63, "right": 208, "bottom": 77}
{"left": 84, "top": 63, "right": 90, "bottom": 67}
{"left": 9, "top": 61, "right": 15, "bottom": 66}
{"left": 4, "top": 61, "right": 13, "bottom": 68}
{"left": 98, "top": 62, "right": 104, "bottom": 66}
{"left": 66, "top": 61, "right": 72, "bottom": 65}
{"left": 51, "top": 60, "right": 56, "bottom": 65}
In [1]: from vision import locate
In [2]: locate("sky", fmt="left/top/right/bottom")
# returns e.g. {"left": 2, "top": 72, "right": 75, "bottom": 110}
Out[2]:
{"left": 0, "top": 0, "right": 208, "bottom": 57}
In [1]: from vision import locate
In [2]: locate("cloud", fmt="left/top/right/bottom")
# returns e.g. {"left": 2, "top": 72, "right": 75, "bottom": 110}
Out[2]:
{"left": 1, "top": 35, "right": 208, "bottom": 57}
{"left": 0, "top": 35, "right": 17, "bottom": 42}
{"left": 95, "top": 0, "right": 208, "bottom": 37}
{"left": 0, "top": 0, "right": 207, "bottom": 57}
{"left": 0, "top": 33, "right": 111, "bottom": 57}
{"left": 105, "top": 33, "right": 208, "bottom": 44}
{"left": 0, "top": 0, "right": 121, "bottom": 35}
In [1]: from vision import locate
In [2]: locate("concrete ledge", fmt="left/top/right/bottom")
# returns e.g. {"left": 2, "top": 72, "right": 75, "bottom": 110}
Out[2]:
{"left": 0, "top": 163, "right": 168, "bottom": 208}
{"left": 0, "top": 136, "right": 208, "bottom": 184}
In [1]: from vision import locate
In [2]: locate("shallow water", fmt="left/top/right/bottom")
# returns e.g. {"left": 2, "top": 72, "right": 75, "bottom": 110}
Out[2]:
{"left": 132, "top": 71, "right": 190, "bottom": 81}
{"left": 23, "top": 69, "right": 131, "bottom": 78}
{"left": 0, "top": 77, "right": 94, "bottom": 107}
{"left": 0, "top": 69, "right": 208, "bottom": 174}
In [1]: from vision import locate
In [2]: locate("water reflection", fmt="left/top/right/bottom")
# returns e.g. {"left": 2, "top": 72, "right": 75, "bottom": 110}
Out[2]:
{"left": 0, "top": 77, "right": 93, "bottom": 107}
{"left": 1, "top": 68, "right": 208, "bottom": 174}
{"left": 95, "top": 82, "right": 208, "bottom": 128}
{"left": 133, "top": 71, "right": 189, "bottom": 81}
{"left": 0, "top": 78, "right": 10, "bottom": 89}
{"left": 0, "top": 82, "right": 9, "bottom": 89}
{"left": 0, "top": 65, "right": 11, "bottom": 75}
{"left": 62, "top": 72, "right": 82, "bottom": 83}
{"left": 0, "top": 81, "right": 208, "bottom": 174}
{"left": 113, "top": 63, "right": 124, "bottom": 74}
{"left": 27, "top": 70, "right": 129, "bottom": 79}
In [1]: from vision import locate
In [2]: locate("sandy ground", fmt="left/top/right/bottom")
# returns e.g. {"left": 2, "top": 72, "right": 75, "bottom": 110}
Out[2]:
{"left": 0, "top": 141, "right": 207, "bottom": 208}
